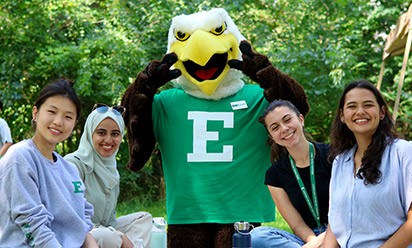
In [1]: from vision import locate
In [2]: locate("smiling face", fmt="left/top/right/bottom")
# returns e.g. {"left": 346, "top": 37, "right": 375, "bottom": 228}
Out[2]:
{"left": 92, "top": 117, "right": 122, "bottom": 157}
{"left": 32, "top": 95, "right": 77, "bottom": 157}
{"left": 340, "top": 88, "right": 385, "bottom": 142}
{"left": 264, "top": 106, "right": 305, "bottom": 149}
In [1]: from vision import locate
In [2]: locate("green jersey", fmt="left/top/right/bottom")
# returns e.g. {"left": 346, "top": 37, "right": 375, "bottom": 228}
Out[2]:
{"left": 153, "top": 84, "right": 275, "bottom": 224}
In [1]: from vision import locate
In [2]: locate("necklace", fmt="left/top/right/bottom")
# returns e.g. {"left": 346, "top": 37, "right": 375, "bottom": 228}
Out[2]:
{"left": 288, "top": 142, "right": 321, "bottom": 228}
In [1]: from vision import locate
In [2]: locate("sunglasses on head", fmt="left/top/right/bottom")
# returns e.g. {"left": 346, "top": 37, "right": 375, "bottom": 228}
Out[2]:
{"left": 92, "top": 103, "right": 126, "bottom": 117}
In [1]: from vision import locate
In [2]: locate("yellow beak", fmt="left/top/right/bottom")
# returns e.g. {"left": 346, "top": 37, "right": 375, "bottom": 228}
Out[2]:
{"left": 170, "top": 30, "right": 239, "bottom": 96}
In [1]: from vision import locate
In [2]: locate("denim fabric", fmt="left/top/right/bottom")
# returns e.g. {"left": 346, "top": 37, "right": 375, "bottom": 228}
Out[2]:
{"left": 251, "top": 225, "right": 326, "bottom": 248}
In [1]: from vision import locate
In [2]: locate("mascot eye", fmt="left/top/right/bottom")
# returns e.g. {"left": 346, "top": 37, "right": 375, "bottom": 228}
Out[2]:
{"left": 174, "top": 30, "right": 190, "bottom": 41}
{"left": 210, "top": 22, "right": 227, "bottom": 36}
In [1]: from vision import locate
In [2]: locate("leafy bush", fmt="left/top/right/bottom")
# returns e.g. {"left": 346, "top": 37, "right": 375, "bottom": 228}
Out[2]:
{"left": 1, "top": 0, "right": 411, "bottom": 202}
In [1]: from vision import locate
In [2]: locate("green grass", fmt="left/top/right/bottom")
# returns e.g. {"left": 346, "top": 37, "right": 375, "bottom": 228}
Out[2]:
{"left": 117, "top": 198, "right": 168, "bottom": 219}
{"left": 117, "top": 198, "right": 292, "bottom": 232}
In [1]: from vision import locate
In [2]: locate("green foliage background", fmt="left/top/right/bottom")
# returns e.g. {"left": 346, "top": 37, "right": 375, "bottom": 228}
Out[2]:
{"left": 1, "top": 0, "right": 411, "bottom": 202}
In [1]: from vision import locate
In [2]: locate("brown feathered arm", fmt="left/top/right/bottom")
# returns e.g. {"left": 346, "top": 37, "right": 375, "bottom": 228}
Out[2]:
{"left": 121, "top": 53, "right": 181, "bottom": 171}
{"left": 228, "top": 40, "right": 310, "bottom": 116}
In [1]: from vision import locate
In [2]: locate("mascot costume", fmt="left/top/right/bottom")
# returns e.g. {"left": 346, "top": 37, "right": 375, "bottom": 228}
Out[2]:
{"left": 121, "top": 8, "right": 309, "bottom": 248}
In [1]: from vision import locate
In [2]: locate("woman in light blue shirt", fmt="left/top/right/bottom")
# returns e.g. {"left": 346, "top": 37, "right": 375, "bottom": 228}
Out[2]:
{"left": 324, "top": 80, "right": 412, "bottom": 247}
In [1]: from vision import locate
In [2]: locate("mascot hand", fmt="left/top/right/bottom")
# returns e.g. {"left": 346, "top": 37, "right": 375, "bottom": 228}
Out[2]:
{"left": 228, "top": 40, "right": 273, "bottom": 88}
{"left": 229, "top": 40, "right": 309, "bottom": 116}
{"left": 138, "top": 53, "right": 181, "bottom": 95}
{"left": 120, "top": 53, "right": 180, "bottom": 172}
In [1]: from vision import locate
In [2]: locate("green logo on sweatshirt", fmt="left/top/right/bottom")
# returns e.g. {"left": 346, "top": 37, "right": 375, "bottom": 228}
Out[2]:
{"left": 22, "top": 223, "right": 35, "bottom": 247}
{"left": 72, "top": 181, "right": 84, "bottom": 193}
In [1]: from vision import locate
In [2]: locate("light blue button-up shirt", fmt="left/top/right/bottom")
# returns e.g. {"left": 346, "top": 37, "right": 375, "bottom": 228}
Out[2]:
{"left": 329, "top": 139, "right": 412, "bottom": 248}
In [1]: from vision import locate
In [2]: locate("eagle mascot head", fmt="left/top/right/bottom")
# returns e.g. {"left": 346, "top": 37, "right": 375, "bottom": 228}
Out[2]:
{"left": 167, "top": 8, "right": 245, "bottom": 100}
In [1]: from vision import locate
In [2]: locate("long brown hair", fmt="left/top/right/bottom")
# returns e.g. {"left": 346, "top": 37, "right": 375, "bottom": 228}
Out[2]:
{"left": 328, "top": 80, "right": 398, "bottom": 185}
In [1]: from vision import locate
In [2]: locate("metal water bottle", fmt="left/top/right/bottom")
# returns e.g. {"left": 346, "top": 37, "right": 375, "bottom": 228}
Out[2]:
{"left": 233, "top": 221, "right": 252, "bottom": 248}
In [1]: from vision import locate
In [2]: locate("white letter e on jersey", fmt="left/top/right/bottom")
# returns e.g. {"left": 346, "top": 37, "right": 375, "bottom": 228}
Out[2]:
{"left": 187, "top": 111, "right": 233, "bottom": 162}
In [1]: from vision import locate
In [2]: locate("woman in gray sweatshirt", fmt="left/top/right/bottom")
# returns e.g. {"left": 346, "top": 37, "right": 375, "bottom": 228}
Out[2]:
{"left": 0, "top": 78, "right": 98, "bottom": 248}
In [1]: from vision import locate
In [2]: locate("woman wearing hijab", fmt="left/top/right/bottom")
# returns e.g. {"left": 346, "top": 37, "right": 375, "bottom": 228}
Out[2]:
{"left": 65, "top": 103, "right": 152, "bottom": 248}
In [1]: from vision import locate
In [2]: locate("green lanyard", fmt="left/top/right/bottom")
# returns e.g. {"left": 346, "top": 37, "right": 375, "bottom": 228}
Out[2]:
{"left": 288, "top": 142, "right": 321, "bottom": 228}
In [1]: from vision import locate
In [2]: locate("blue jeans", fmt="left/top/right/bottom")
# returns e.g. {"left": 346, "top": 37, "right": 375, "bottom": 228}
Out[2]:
{"left": 250, "top": 225, "right": 326, "bottom": 248}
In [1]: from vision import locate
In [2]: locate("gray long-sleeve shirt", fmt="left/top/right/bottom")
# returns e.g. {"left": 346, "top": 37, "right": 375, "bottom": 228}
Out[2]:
{"left": 0, "top": 139, "right": 94, "bottom": 248}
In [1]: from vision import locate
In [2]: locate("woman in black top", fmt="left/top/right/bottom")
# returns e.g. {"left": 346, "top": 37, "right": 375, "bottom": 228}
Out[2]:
{"left": 251, "top": 100, "right": 331, "bottom": 248}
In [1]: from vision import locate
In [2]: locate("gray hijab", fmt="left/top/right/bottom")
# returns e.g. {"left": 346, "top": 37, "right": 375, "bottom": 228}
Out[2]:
{"left": 66, "top": 107, "right": 125, "bottom": 189}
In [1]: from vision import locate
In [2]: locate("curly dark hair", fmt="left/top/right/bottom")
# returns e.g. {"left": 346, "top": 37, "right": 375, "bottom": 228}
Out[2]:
{"left": 328, "top": 79, "right": 398, "bottom": 185}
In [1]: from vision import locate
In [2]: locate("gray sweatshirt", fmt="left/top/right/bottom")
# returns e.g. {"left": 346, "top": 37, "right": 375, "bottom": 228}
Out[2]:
{"left": 0, "top": 139, "right": 94, "bottom": 247}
